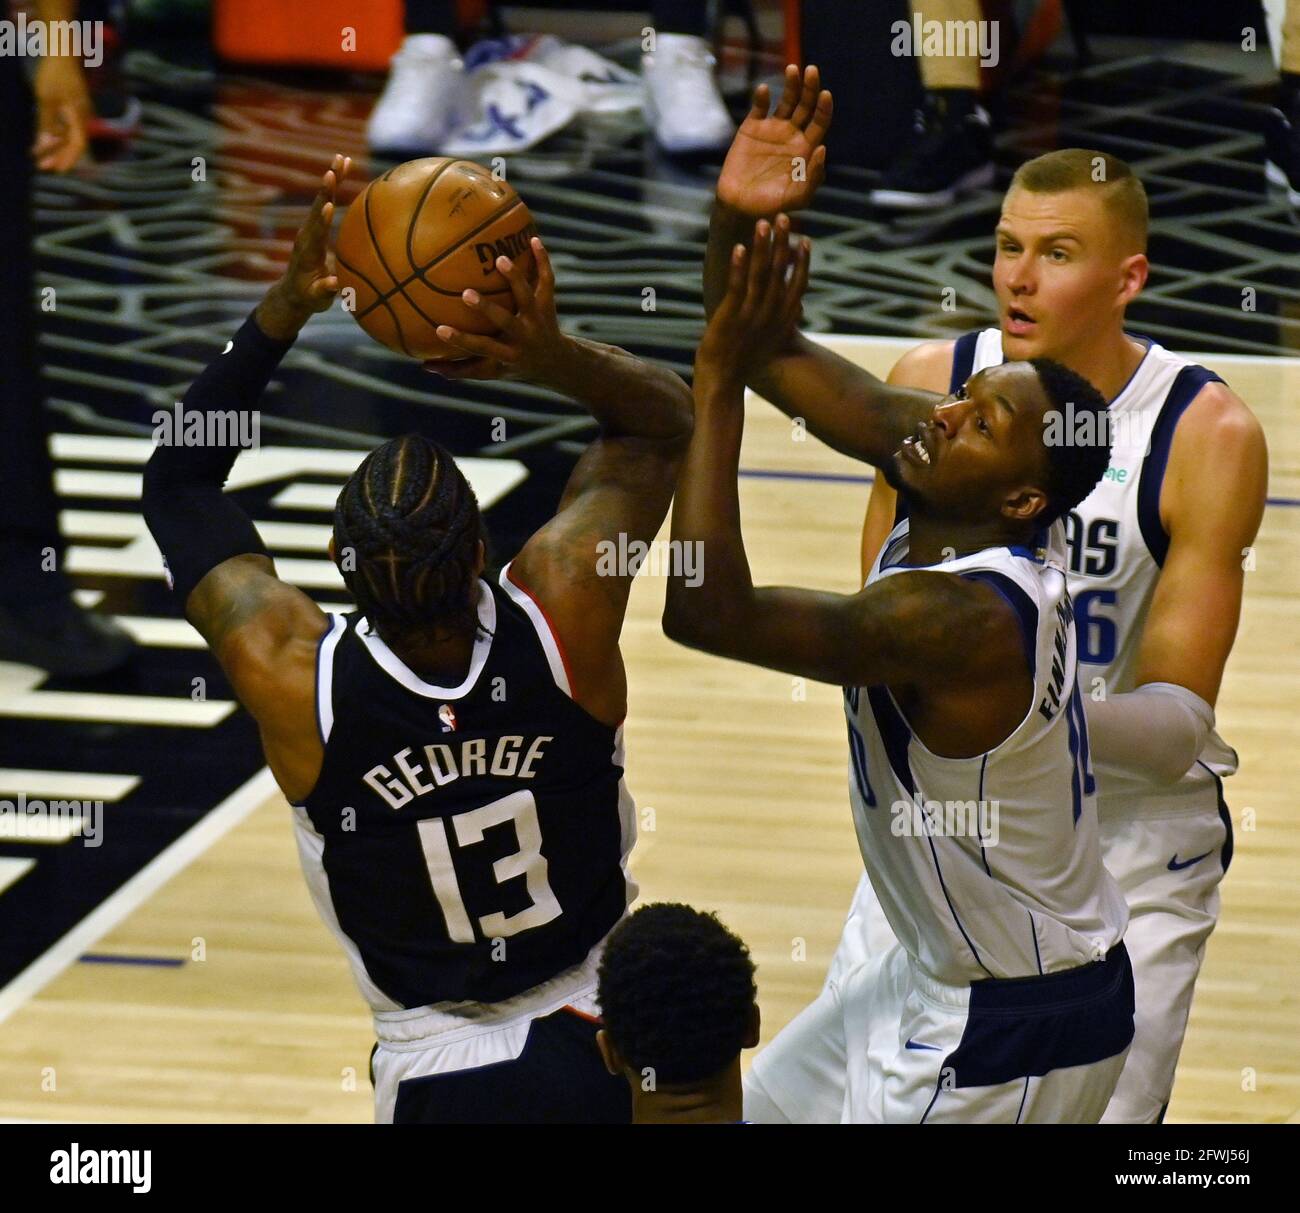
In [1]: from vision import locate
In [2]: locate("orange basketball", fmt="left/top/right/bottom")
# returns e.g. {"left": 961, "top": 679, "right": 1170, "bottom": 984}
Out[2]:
{"left": 334, "top": 157, "right": 538, "bottom": 360}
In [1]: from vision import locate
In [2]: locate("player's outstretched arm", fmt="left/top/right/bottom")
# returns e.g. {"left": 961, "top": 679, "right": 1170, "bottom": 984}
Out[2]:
{"left": 1085, "top": 382, "right": 1267, "bottom": 784}
{"left": 666, "top": 220, "right": 1025, "bottom": 692}
{"left": 704, "top": 65, "right": 935, "bottom": 467}
{"left": 434, "top": 238, "right": 693, "bottom": 726}
{"left": 142, "top": 155, "right": 352, "bottom": 801}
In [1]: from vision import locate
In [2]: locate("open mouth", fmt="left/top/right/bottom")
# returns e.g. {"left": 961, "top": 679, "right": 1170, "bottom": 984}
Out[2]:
{"left": 900, "top": 423, "right": 933, "bottom": 466}
{"left": 1006, "top": 305, "right": 1036, "bottom": 333}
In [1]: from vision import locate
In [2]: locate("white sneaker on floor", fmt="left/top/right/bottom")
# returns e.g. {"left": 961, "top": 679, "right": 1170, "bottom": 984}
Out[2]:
{"left": 367, "top": 34, "right": 466, "bottom": 155}
{"left": 642, "top": 32, "right": 734, "bottom": 155}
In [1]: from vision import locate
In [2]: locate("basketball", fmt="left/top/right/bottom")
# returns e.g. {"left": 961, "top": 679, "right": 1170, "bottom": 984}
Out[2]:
{"left": 334, "top": 157, "right": 539, "bottom": 360}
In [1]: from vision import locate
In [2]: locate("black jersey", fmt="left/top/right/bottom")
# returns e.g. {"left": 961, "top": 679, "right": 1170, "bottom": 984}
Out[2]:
{"left": 295, "top": 563, "right": 636, "bottom": 1010}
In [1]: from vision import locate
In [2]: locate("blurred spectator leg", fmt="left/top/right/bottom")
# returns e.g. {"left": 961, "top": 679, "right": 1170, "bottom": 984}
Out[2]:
{"left": 868, "top": 0, "right": 995, "bottom": 209}
{"left": 0, "top": 56, "right": 134, "bottom": 676}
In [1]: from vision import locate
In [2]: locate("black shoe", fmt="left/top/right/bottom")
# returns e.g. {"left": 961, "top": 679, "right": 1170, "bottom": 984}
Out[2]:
{"left": 0, "top": 596, "right": 136, "bottom": 677}
{"left": 869, "top": 92, "right": 995, "bottom": 211}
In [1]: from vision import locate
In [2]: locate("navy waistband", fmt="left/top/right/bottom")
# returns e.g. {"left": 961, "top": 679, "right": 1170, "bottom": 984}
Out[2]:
{"left": 945, "top": 943, "right": 1135, "bottom": 1090}
{"left": 968, "top": 942, "right": 1131, "bottom": 1016}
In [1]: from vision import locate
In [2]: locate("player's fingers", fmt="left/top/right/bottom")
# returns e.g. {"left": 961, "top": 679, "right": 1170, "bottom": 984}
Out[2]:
{"left": 309, "top": 274, "right": 340, "bottom": 304}
{"left": 435, "top": 325, "right": 519, "bottom": 363}
{"left": 716, "top": 242, "right": 747, "bottom": 318}
{"left": 783, "top": 237, "right": 811, "bottom": 331}
{"left": 808, "top": 144, "right": 829, "bottom": 192}
{"left": 745, "top": 219, "right": 774, "bottom": 312}
{"left": 748, "top": 81, "right": 770, "bottom": 121}
{"left": 772, "top": 64, "right": 800, "bottom": 120}
{"left": 760, "top": 215, "right": 793, "bottom": 319}
{"left": 806, "top": 90, "right": 834, "bottom": 147}
{"left": 462, "top": 288, "right": 522, "bottom": 337}
{"left": 497, "top": 255, "right": 533, "bottom": 314}
{"left": 329, "top": 156, "right": 352, "bottom": 202}
{"left": 531, "top": 237, "right": 556, "bottom": 305}
{"left": 298, "top": 179, "right": 333, "bottom": 256}
{"left": 320, "top": 157, "right": 338, "bottom": 199}
{"left": 790, "top": 64, "right": 820, "bottom": 128}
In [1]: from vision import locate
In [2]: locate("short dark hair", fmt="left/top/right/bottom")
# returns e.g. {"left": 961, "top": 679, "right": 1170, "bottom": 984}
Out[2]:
{"left": 597, "top": 903, "right": 757, "bottom": 1087}
{"left": 1028, "top": 357, "right": 1112, "bottom": 526}
{"left": 333, "top": 433, "right": 486, "bottom": 638}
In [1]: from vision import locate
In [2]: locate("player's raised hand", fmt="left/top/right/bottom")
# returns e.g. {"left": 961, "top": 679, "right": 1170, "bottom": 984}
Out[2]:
{"left": 282, "top": 154, "right": 352, "bottom": 314}
{"left": 257, "top": 155, "right": 352, "bottom": 340}
{"left": 697, "top": 215, "right": 810, "bottom": 387}
{"left": 426, "top": 237, "right": 567, "bottom": 382}
{"left": 716, "top": 64, "right": 832, "bottom": 218}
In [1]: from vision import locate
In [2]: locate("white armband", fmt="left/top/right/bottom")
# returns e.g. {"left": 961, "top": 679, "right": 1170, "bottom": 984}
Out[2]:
{"left": 1083, "top": 682, "right": 1214, "bottom": 786}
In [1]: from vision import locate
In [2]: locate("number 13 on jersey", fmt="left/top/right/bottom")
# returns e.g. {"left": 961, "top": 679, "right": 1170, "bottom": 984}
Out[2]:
{"left": 417, "top": 790, "right": 562, "bottom": 944}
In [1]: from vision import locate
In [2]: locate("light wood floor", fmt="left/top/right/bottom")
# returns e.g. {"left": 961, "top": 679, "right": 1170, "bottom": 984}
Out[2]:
{"left": 1, "top": 338, "right": 1295, "bottom": 1123}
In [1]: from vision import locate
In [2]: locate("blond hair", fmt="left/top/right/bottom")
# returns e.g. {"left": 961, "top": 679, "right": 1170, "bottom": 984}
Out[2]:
{"left": 1008, "top": 149, "right": 1148, "bottom": 253}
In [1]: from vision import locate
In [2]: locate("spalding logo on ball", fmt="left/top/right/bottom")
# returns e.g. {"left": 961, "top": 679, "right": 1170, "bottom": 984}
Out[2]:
{"left": 334, "top": 157, "right": 538, "bottom": 361}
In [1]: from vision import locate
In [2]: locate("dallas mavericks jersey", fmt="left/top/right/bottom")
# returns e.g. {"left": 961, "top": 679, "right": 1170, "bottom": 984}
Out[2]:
{"left": 846, "top": 522, "right": 1128, "bottom": 985}
{"left": 949, "top": 329, "right": 1238, "bottom": 799}
{"left": 294, "top": 562, "right": 637, "bottom": 1012}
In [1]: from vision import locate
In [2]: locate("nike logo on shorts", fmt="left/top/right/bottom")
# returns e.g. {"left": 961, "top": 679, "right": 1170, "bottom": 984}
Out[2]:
{"left": 905, "top": 1038, "right": 943, "bottom": 1051}
{"left": 1167, "top": 850, "right": 1213, "bottom": 871}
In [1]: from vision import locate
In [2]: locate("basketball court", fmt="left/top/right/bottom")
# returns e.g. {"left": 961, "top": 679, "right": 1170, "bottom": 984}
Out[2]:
{"left": 0, "top": 14, "right": 1297, "bottom": 1125}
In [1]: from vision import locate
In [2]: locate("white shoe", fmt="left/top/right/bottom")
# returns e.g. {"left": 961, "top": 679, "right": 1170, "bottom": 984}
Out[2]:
{"left": 642, "top": 32, "right": 734, "bottom": 154}
{"left": 367, "top": 34, "right": 466, "bottom": 155}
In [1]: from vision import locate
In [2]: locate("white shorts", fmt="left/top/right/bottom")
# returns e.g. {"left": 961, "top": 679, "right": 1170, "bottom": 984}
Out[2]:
{"left": 1096, "top": 778, "right": 1231, "bottom": 1123}
{"left": 369, "top": 945, "right": 627, "bottom": 1124}
{"left": 823, "top": 776, "right": 1231, "bottom": 1124}
{"left": 745, "top": 942, "right": 1133, "bottom": 1124}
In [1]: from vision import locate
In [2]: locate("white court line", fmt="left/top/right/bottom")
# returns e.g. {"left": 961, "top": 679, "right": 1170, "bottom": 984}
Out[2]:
{"left": 0, "top": 769, "right": 139, "bottom": 800}
{"left": 0, "top": 859, "right": 36, "bottom": 897}
{"left": 0, "top": 767, "right": 280, "bottom": 1026}
{"left": 54, "top": 470, "right": 141, "bottom": 499}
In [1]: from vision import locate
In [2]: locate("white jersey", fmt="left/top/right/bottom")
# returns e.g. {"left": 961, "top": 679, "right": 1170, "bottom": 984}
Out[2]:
{"left": 847, "top": 521, "right": 1128, "bottom": 986}
{"left": 954, "top": 329, "right": 1238, "bottom": 804}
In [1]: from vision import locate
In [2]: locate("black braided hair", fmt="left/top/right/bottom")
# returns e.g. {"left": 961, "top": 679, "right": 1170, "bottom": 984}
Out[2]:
{"left": 332, "top": 434, "right": 487, "bottom": 640}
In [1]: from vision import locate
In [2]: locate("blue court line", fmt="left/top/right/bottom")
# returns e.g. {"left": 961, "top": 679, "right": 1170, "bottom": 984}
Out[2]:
{"left": 78, "top": 954, "right": 185, "bottom": 967}
{"left": 739, "top": 467, "right": 1300, "bottom": 508}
